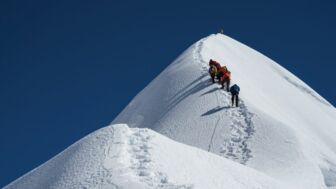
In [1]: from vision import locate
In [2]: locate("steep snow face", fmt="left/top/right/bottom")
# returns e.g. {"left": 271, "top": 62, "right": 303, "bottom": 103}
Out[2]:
{"left": 5, "top": 124, "right": 292, "bottom": 189}
{"left": 6, "top": 34, "right": 336, "bottom": 189}
{"left": 113, "top": 34, "right": 336, "bottom": 188}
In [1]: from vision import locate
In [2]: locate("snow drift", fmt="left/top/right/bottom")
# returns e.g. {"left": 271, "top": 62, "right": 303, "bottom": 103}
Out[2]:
{"left": 4, "top": 124, "right": 291, "bottom": 189}
{"left": 5, "top": 34, "right": 336, "bottom": 189}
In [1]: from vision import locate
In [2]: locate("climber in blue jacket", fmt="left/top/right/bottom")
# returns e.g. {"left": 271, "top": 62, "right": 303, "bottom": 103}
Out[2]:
{"left": 229, "top": 84, "right": 240, "bottom": 107}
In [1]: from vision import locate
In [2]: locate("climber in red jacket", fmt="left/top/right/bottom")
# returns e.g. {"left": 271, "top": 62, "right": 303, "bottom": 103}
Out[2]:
{"left": 217, "top": 66, "right": 231, "bottom": 91}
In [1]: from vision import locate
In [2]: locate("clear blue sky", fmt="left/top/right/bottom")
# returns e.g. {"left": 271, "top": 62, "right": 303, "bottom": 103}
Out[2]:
{"left": 0, "top": 0, "right": 335, "bottom": 187}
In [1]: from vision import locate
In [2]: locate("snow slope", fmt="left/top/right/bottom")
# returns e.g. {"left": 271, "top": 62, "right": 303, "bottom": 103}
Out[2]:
{"left": 113, "top": 34, "right": 336, "bottom": 188}
{"left": 5, "top": 34, "right": 336, "bottom": 189}
{"left": 4, "top": 124, "right": 291, "bottom": 189}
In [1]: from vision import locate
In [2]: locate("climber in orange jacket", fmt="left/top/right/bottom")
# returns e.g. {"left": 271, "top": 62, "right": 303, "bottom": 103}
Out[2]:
{"left": 216, "top": 66, "right": 231, "bottom": 91}
{"left": 215, "top": 66, "right": 226, "bottom": 82}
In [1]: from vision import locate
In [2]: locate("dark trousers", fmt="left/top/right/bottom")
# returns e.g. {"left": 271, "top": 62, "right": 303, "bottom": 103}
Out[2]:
{"left": 231, "top": 93, "right": 239, "bottom": 107}
{"left": 211, "top": 74, "right": 216, "bottom": 83}
{"left": 216, "top": 75, "right": 222, "bottom": 83}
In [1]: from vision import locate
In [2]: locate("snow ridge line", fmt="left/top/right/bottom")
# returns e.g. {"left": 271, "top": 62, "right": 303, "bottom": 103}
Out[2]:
{"left": 78, "top": 127, "right": 120, "bottom": 189}
{"left": 192, "top": 38, "right": 220, "bottom": 153}
{"left": 193, "top": 38, "right": 255, "bottom": 164}
{"left": 270, "top": 64, "right": 332, "bottom": 107}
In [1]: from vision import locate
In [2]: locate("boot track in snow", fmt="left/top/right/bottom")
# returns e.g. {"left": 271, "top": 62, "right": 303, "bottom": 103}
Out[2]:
{"left": 100, "top": 126, "right": 193, "bottom": 189}
{"left": 126, "top": 129, "right": 193, "bottom": 188}
{"left": 193, "top": 39, "right": 255, "bottom": 164}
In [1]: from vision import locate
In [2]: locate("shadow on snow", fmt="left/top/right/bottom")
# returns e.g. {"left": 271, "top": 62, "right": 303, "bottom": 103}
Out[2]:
{"left": 202, "top": 106, "right": 230, "bottom": 116}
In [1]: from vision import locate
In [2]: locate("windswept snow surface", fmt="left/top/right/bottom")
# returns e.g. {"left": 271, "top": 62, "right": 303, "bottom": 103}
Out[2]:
{"left": 113, "top": 34, "right": 336, "bottom": 188}
{"left": 5, "top": 34, "right": 336, "bottom": 189}
{"left": 5, "top": 124, "right": 291, "bottom": 189}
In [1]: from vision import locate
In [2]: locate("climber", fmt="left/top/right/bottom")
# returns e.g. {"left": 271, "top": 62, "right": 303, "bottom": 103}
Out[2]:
{"left": 216, "top": 66, "right": 224, "bottom": 82}
{"left": 217, "top": 66, "right": 231, "bottom": 91}
{"left": 223, "top": 68, "right": 231, "bottom": 91}
{"left": 230, "top": 84, "right": 240, "bottom": 107}
{"left": 208, "top": 65, "right": 218, "bottom": 83}
{"left": 209, "top": 59, "right": 221, "bottom": 70}
{"left": 208, "top": 59, "right": 221, "bottom": 83}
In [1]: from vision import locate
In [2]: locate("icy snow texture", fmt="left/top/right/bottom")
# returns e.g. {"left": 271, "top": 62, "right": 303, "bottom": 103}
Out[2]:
{"left": 5, "top": 34, "right": 336, "bottom": 189}
{"left": 4, "top": 124, "right": 291, "bottom": 189}
{"left": 113, "top": 34, "right": 336, "bottom": 188}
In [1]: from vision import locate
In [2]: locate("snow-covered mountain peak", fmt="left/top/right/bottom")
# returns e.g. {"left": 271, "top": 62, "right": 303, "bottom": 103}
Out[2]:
{"left": 5, "top": 34, "right": 336, "bottom": 189}
{"left": 113, "top": 33, "right": 336, "bottom": 188}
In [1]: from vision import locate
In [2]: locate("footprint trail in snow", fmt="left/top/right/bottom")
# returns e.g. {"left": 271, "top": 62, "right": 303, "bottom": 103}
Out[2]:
{"left": 127, "top": 129, "right": 193, "bottom": 189}
{"left": 193, "top": 40, "right": 255, "bottom": 164}
{"left": 218, "top": 91, "right": 255, "bottom": 164}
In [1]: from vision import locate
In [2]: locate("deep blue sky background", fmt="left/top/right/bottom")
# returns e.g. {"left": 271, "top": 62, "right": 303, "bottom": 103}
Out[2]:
{"left": 1, "top": 0, "right": 335, "bottom": 187}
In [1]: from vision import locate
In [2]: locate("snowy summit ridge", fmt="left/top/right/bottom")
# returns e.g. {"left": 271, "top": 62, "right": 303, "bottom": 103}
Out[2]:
{"left": 5, "top": 34, "right": 336, "bottom": 189}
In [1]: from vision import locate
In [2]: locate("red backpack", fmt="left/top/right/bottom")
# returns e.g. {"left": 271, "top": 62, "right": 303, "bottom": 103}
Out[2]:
{"left": 224, "top": 71, "right": 231, "bottom": 79}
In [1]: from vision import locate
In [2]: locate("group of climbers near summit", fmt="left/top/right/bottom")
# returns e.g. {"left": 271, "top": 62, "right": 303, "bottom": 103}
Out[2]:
{"left": 208, "top": 59, "right": 240, "bottom": 107}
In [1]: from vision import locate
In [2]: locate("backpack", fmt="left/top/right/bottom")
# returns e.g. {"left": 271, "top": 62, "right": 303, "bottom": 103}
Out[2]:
{"left": 214, "top": 62, "right": 221, "bottom": 69}
{"left": 209, "top": 65, "right": 217, "bottom": 75}
{"left": 209, "top": 59, "right": 222, "bottom": 69}
{"left": 230, "top": 84, "right": 240, "bottom": 94}
{"left": 224, "top": 71, "right": 231, "bottom": 79}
